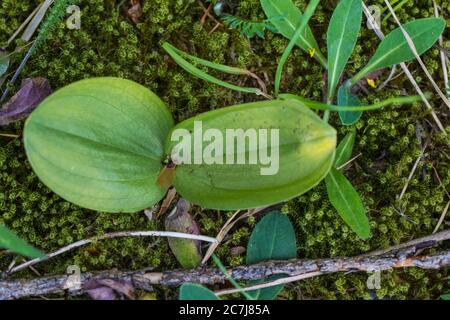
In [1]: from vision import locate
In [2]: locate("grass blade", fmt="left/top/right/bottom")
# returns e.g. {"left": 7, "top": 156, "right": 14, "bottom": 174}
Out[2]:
{"left": 327, "top": 0, "right": 362, "bottom": 101}
{"left": 275, "top": 0, "right": 321, "bottom": 96}
{"left": 162, "top": 42, "right": 263, "bottom": 96}
{"left": 0, "top": 225, "right": 45, "bottom": 259}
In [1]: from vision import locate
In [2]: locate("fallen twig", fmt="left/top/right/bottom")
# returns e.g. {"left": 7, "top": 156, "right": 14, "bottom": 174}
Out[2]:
{"left": 7, "top": 231, "right": 218, "bottom": 275}
{"left": 1, "top": 230, "right": 449, "bottom": 300}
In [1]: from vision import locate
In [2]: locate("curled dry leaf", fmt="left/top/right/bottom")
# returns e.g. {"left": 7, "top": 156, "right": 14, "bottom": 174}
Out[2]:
{"left": 85, "top": 279, "right": 136, "bottom": 300}
{"left": 0, "top": 77, "right": 52, "bottom": 126}
{"left": 165, "top": 199, "right": 203, "bottom": 269}
{"left": 230, "top": 246, "right": 246, "bottom": 256}
{"left": 127, "top": 0, "right": 143, "bottom": 24}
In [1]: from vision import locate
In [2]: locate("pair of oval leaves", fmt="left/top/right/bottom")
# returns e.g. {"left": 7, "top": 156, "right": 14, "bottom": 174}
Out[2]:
{"left": 24, "top": 78, "right": 336, "bottom": 212}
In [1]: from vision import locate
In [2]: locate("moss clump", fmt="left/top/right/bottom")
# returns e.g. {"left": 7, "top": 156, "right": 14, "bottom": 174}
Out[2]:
{"left": 1, "top": 0, "right": 449, "bottom": 299}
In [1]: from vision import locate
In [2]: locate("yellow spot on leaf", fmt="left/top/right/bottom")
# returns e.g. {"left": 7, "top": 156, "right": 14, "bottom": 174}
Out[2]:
{"left": 308, "top": 48, "right": 316, "bottom": 58}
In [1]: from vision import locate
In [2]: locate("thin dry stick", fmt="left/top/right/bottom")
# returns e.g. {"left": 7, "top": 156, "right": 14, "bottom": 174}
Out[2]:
{"left": 398, "top": 143, "right": 427, "bottom": 201}
{"left": 337, "top": 153, "right": 362, "bottom": 170}
{"left": 215, "top": 271, "right": 323, "bottom": 296}
{"left": 362, "top": 2, "right": 446, "bottom": 135}
{"left": 202, "top": 206, "right": 270, "bottom": 264}
{"left": 0, "top": 133, "right": 20, "bottom": 138}
{"left": 361, "top": 229, "right": 450, "bottom": 257}
{"left": 202, "top": 210, "right": 241, "bottom": 265}
{"left": 384, "top": 0, "right": 450, "bottom": 110}
{"left": 433, "top": 201, "right": 450, "bottom": 234}
{"left": 376, "top": 65, "right": 397, "bottom": 92}
{"left": 7, "top": 3, "right": 43, "bottom": 45}
{"left": 8, "top": 231, "right": 218, "bottom": 274}
{"left": 433, "top": 1, "right": 450, "bottom": 98}
{"left": 20, "top": 0, "right": 54, "bottom": 42}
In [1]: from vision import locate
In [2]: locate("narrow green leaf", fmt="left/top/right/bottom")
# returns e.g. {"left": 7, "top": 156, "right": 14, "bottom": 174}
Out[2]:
{"left": 335, "top": 130, "right": 356, "bottom": 168}
{"left": 337, "top": 84, "right": 362, "bottom": 125}
{"left": 260, "top": 0, "right": 327, "bottom": 67}
{"left": 352, "top": 18, "right": 445, "bottom": 83}
{"left": 162, "top": 42, "right": 262, "bottom": 95}
{"left": 327, "top": 0, "right": 362, "bottom": 100}
{"left": 279, "top": 93, "right": 423, "bottom": 112}
{"left": 24, "top": 78, "right": 174, "bottom": 213}
{"left": 275, "top": 0, "right": 321, "bottom": 96}
{"left": 179, "top": 283, "right": 219, "bottom": 300}
{"left": 246, "top": 212, "right": 297, "bottom": 300}
{"left": 0, "top": 225, "right": 45, "bottom": 259}
{"left": 325, "top": 168, "right": 370, "bottom": 239}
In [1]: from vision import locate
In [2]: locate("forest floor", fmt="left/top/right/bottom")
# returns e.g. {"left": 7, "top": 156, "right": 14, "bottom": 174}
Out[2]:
{"left": 0, "top": 0, "right": 449, "bottom": 299}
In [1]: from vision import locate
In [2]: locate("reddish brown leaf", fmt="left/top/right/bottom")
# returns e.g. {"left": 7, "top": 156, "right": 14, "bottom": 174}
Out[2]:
{"left": 127, "top": 0, "right": 142, "bottom": 24}
{"left": 0, "top": 77, "right": 52, "bottom": 126}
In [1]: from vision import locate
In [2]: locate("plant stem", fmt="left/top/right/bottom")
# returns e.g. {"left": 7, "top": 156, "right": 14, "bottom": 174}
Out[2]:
{"left": 274, "top": 0, "right": 321, "bottom": 97}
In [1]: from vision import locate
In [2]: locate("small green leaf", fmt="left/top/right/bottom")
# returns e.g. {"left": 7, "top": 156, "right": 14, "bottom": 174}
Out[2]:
{"left": 337, "top": 84, "right": 362, "bottom": 125}
{"left": 335, "top": 130, "right": 356, "bottom": 168}
{"left": 246, "top": 211, "right": 297, "bottom": 300}
{"left": 0, "top": 50, "right": 10, "bottom": 77}
{"left": 327, "top": 0, "right": 362, "bottom": 100}
{"left": 260, "top": 0, "right": 327, "bottom": 67}
{"left": 325, "top": 168, "right": 370, "bottom": 240}
{"left": 441, "top": 294, "right": 450, "bottom": 300}
{"left": 166, "top": 99, "right": 337, "bottom": 210}
{"left": 179, "top": 283, "right": 219, "bottom": 300}
{"left": 353, "top": 18, "right": 445, "bottom": 83}
{"left": 275, "top": 0, "right": 320, "bottom": 96}
{"left": 162, "top": 42, "right": 262, "bottom": 96}
{"left": 24, "top": 78, "right": 174, "bottom": 213}
{"left": 0, "top": 225, "right": 45, "bottom": 259}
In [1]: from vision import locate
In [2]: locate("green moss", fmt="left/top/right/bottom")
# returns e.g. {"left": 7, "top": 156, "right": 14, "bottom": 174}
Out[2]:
{"left": 1, "top": 0, "right": 449, "bottom": 300}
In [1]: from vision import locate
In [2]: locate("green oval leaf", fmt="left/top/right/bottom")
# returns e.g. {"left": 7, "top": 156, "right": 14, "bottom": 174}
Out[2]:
{"left": 246, "top": 211, "right": 297, "bottom": 300}
{"left": 334, "top": 130, "right": 356, "bottom": 168}
{"left": 179, "top": 283, "right": 219, "bottom": 300}
{"left": 325, "top": 168, "right": 370, "bottom": 239}
{"left": 337, "top": 84, "right": 362, "bottom": 125}
{"left": 165, "top": 199, "right": 202, "bottom": 269}
{"left": 24, "top": 77, "right": 174, "bottom": 213}
{"left": 353, "top": 18, "right": 445, "bottom": 82}
{"left": 260, "top": 0, "right": 327, "bottom": 67}
{"left": 0, "top": 225, "right": 45, "bottom": 259}
{"left": 166, "top": 99, "right": 337, "bottom": 210}
{"left": 327, "top": 0, "right": 362, "bottom": 99}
